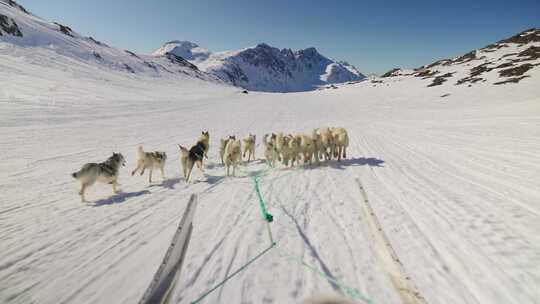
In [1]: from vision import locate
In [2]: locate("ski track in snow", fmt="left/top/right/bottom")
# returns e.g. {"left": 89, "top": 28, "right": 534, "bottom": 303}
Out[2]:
{"left": 1, "top": 67, "right": 540, "bottom": 304}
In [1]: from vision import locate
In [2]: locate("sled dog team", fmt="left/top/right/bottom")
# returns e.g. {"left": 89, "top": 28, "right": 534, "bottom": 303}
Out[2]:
{"left": 72, "top": 128, "right": 348, "bottom": 202}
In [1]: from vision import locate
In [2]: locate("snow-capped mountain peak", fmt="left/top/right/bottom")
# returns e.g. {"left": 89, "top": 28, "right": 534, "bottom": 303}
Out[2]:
{"left": 152, "top": 40, "right": 211, "bottom": 62}
{"left": 155, "top": 42, "right": 366, "bottom": 92}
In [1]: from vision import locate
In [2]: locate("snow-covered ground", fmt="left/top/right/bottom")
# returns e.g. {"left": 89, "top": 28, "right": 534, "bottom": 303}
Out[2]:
{"left": 2, "top": 1, "right": 540, "bottom": 303}
{"left": 2, "top": 53, "right": 540, "bottom": 303}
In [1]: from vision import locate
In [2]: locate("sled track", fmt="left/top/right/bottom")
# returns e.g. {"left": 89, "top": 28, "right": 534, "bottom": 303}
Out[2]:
{"left": 356, "top": 178, "right": 427, "bottom": 304}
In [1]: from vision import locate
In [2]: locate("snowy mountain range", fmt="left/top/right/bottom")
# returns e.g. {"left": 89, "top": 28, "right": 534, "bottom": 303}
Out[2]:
{"left": 0, "top": 0, "right": 364, "bottom": 93}
{"left": 152, "top": 40, "right": 365, "bottom": 92}
{"left": 1, "top": 0, "right": 538, "bottom": 93}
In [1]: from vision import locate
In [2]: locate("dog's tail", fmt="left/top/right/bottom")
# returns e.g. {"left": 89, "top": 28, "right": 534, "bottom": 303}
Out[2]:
{"left": 72, "top": 171, "right": 80, "bottom": 179}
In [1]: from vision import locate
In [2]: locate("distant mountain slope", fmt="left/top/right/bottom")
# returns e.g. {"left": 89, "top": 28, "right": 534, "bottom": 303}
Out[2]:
{"left": 0, "top": 0, "right": 222, "bottom": 84}
{"left": 152, "top": 40, "right": 211, "bottom": 62}
{"left": 379, "top": 28, "right": 540, "bottom": 87}
{"left": 153, "top": 41, "right": 366, "bottom": 92}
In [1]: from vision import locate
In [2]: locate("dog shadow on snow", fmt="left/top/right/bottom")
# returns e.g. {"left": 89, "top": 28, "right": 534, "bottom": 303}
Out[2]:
{"left": 152, "top": 177, "right": 182, "bottom": 190}
{"left": 326, "top": 157, "right": 385, "bottom": 170}
{"left": 92, "top": 189, "right": 151, "bottom": 206}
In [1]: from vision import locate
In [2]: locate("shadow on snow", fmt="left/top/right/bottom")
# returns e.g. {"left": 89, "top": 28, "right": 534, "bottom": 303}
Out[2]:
{"left": 92, "top": 189, "right": 151, "bottom": 206}
{"left": 328, "top": 157, "right": 385, "bottom": 169}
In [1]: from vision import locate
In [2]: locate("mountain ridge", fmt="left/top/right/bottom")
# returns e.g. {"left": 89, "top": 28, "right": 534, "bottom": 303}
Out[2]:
{"left": 378, "top": 28, "right": 540, "bottom": 87}
{"left": 153, "top": 40, "right": 366, "bottom": 92}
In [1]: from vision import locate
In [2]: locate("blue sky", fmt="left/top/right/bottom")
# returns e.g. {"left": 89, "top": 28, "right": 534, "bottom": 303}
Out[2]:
{"left": 17, "top": 0, "right": 540, "bottom": 74}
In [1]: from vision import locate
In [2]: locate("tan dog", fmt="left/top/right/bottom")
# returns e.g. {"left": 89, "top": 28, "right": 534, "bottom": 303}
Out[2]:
{"left": 224, "top": 139, "right": 242, "bottom": 176}
{"left": 313, "top": 127, "right": 334, "bottom": 161}
{"left": 330, "top": 127, "right": 349, "bottom": 162}
{"left": 263, "top": 134, "right": 279, "bottom": 167}
{"left": 299, "top": 134, "right": 316, "bottom": 165}
{"left": 242, "top": 134, "right": 256, "bottom": 162}
{"left": 131, "top": 146, "right": 167, "bottom": 183}
{"left": 219, "top": 136, "right": 234, "bottom": 165}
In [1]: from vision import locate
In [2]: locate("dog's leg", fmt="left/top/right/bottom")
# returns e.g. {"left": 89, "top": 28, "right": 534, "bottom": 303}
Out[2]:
{"left": 343, "top": 146, "right": 347, "bottom": 159}
{"left": 160, "top": 167, "right": 165, "bottom": 181}
{"left": 80, "top": 183, "right": 87, "bottom": 202}
{"left": 112, "top": 180, "right": 118, "bottom": 194}
{"left": 186, "top": 163, "right": 194, "bottom": 182}
{"left": 149, "top": 169, "right": 153, "bottom": 183}
{"left": 131, "top": 164, "right": 140, "bottom": 176}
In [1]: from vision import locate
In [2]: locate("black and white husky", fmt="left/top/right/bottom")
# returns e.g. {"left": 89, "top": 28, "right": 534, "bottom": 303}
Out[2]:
{"left": 72, "top": 153, "right": 126, "bottom": 202}
{"left": 178, "top": 140, "right": 205, "bottom": 182}
{"left": 178, "top": 131, "right": 210, "bottom": 182}
{"left": 131, "top": 146, "right": 167, "bottom": 184}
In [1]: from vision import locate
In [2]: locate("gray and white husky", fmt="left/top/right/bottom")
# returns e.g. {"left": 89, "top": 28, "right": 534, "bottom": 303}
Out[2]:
{"left": 72, "top": 153, "right": 126, "bottom": 202}
{"left": 131, "top": 146, "right": 167, "bottom": 184}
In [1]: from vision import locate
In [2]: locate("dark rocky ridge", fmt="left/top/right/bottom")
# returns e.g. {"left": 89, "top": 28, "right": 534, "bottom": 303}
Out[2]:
{"left": 164, "top": 52, "right": 199, "bottom": 71}
{"left": 0, "top": 13, "right": 22, "bottom": 37}
{"left": 54, "top": 22, "right": 75, "bottom": 37}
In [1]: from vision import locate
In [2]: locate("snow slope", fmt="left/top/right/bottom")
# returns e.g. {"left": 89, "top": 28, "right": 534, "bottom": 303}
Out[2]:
{"left": 153, "top": 41, "right": 366, "bottom": 92}
{"left": 380, "top": 28, "right": 540, "bottom": 87}
{"left": 0, "top": 0, "right": 222, "bottom": 84}
{"left": 2, "top": 2, "right": 540, "bottom": 303}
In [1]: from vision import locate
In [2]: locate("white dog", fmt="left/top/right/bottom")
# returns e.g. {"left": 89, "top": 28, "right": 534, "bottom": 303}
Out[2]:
{"left": 220, "top": 136, "right": 235, "bottom": 165}
{"left": 280, "top": 134, "right": 301, "bottom": 167}
{"left": 131, "top": 146, "right": 167, "bottom": 183}
{"left": 242, "top": 134, "right": 256, "bottom": 162}
{"left": 330, "top": 127, "right": 349, "bottom": 162}
{"left": 298, "top": 134, "right": 317, "bottom": 165}
{"left": 313, "top": 127, "right": 334, "bottom": 161}
{"left": 263, "top": 134, "right": 279, "bottom": 167}
{"left": 224, "top": 139, "right": 242, "bottom": 176}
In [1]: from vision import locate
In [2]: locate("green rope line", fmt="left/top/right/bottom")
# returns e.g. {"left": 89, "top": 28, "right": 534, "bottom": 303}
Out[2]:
{"left": 191, "top": 242, "right": 276, "bottom": 304}
{"left": 192, "top": 163, "right": 373, "bottom": 304}
{"left": 278, "top": 248, "right": 374, "bottom": 304}
{"left": 191, "top": 168, "right": 277, "bottom": 304}
{"left": 252, "top": 175, "right": 274, "bottom": 223}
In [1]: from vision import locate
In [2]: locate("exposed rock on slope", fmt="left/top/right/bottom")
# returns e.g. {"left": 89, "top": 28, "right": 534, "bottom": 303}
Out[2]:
{"left": 380, "top": 28, "right": 540, "bottom": 87}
